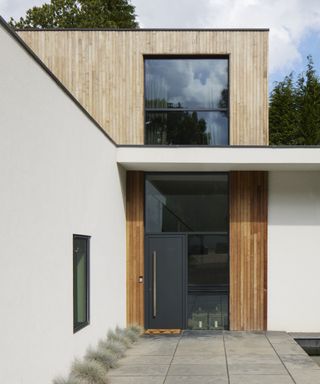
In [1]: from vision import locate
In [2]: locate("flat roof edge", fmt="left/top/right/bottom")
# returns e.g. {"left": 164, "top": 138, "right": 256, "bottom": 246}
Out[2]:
{"left": 15, "top": 28, "right": 270, "bottom": 32}
{"left": 117, "top": 145, "right": 320, "bottom": 149}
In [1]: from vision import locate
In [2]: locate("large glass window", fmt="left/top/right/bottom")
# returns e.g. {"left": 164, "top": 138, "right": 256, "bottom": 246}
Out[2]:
{"left": 73, "top": 234, "right": 90, "bottom": 332}
{"left": 145, "top": 174, "right": 228, "bottom": 233}
{"left": 145, "top": 58, "right": 229, "bottom": 145}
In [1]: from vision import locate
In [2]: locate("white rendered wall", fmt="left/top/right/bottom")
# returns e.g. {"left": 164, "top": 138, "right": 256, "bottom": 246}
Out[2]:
{"left": 0, "top": 25, "right": 126, "bottom": 383}
{"left": 268, "top": 172, "right": 320, "bottom": 332}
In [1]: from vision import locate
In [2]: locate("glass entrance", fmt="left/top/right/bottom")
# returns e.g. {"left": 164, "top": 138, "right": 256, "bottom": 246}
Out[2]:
{"left": 187, "top": 234, "right": 228, "bottom": 330}
{"left": 145, "top": 173, "right": 229, "bottom": 330}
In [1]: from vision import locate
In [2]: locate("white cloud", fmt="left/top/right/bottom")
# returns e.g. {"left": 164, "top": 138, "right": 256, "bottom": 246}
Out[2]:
{"left": 134, "top": 0, "right": 320, "bottom": 74}
{"left": 0, "top": 0, "right": 45, "bottom": 20}
{"left": 1, "top": 0, "right": 320, "bottom": 75}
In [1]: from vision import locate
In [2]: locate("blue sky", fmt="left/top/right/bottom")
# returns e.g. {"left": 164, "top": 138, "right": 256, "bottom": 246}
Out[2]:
{"left": 1, "top": 0, "right": 320, "bottom": 93}
{"left": 269, "top": 31, "right": 320, "bottom": 90}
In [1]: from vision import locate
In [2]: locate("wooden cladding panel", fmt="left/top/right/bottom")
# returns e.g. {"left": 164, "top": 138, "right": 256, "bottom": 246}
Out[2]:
{"left": 230, "top": 171, "right": 268, "bottom": 331}
{"left": 126, "top": 171, "right": 144, "bottom": 327}
{"left": 19, "top": 30, "right": 268, "bottom": 145}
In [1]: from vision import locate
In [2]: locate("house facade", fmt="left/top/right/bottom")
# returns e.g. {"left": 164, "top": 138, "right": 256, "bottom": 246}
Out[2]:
{"left": 1, "top": 17, "right": 320, "bottom": 383}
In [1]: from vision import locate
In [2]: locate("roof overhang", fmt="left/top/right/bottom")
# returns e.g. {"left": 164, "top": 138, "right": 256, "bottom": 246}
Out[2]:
{"left": 117, "top": 146, "right": 320, "bottom": 172}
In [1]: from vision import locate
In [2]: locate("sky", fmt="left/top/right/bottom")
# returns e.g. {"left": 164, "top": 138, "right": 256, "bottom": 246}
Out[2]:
{"left": 1, "top": 0, "right": 320, "bottom": 91}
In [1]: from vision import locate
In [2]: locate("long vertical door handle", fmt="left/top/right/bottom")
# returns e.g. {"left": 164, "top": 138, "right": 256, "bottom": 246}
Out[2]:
{"left": 153, "top": 251, "right": 157, "bottom": 318}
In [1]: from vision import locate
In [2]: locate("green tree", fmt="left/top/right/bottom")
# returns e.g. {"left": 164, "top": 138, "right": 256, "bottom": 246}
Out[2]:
{"left": 269, "top": 74, "right": 298, "bottom": 145}
{"left": 295, "top": 56, "right": 320, "bottom": 144}
{"left": 269, "top": 56, "right": 320, "bottom": 145}
{"left": 9, "top": 0, "right": 139, "bottom": 29}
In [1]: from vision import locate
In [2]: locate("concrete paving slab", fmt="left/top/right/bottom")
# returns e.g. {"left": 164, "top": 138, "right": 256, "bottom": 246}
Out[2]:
{"left": 227, "top": 354, "right": 280, "bottom": 364}
{"left": 107, "top": 331, "right": 319, "bottom": 383}
{"left": 290, "top": 370, "right": 320, "bottom": 384}
{"left": 280, "top": 353, "right": 320, "bottom": 371}
{"left": 109, "top": 377, "right": 165, "bottom": 384}
{"left": 119, "top": 355, "right": 172, "bottom": 365}
{"left": 165, "top": 376, "right": 228, "bottom": 384}
{"left": 229, "top": 375, "right": 294, "bottom": 384}
{"left": 125, "top": 340, "right": 178, "bottom": 356}
{"left": 108, "top": 364, "right": 169, "bottom": 376}
{"left": 228, "top": 362, "right": 287, "bottom": 375}
{"left": 172, "top": 355, "right": 226, "bottom": 365}
{"left": 270, "top": 342, "right": 307, "bottom": 355}
{"left": 225, "top": 347, "right": 275, "bottom": 356}
{"left": 167, "top": 363, "right": 227, "bottom": 376}
{"left": 175, "top": 347, "right": 225, "bottom": 356}
{"left": 266, "top": 332, "right": 301, "bottom": 347}
{"left": 175, "top": 338, "right": 225, "bottom": 356}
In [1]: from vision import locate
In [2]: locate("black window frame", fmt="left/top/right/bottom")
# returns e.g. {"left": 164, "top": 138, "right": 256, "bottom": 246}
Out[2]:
{"left": 144, "top": 55, "right": 230, "bottom": 146}
{"left": 73, "top": 234, "right": 90, "bottom": 333}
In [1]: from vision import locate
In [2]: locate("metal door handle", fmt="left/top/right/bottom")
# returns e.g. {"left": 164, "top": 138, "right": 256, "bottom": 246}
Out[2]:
{"left": 153, "top": 251, "right": 157, "bottom": 318}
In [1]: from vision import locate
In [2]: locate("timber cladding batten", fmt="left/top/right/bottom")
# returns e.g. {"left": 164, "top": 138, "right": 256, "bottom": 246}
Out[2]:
{"left": 18, "top": 30, "right": 268, "bottom": 146}
{"left": 229, "top": 171, "right": 268, "bottom": 331}
{"left": 126, "top": 171, "right": 144, "bottom": 326}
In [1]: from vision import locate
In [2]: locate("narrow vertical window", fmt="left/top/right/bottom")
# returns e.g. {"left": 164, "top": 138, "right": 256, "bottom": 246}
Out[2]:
{"left": 73, "top": 234, "right": 90, "bottom": 332}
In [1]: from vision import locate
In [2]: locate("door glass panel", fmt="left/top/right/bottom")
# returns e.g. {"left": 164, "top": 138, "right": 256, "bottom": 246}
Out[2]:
{"left": 188, "top": 234, "right": 228, "bottom": 287}
{"left": 187, "top": 234, "right": 229, "bottom": 330}
{"left": 187, "top": 294, "right": 228, "bottom": 330}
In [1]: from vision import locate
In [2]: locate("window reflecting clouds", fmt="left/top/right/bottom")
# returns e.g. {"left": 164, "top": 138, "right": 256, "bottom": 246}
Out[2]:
{"left": 145, "top": 59, "right": 228, "bottom": 109}
{"left": 145, "top": 58, "right": 229, "bottom": 145}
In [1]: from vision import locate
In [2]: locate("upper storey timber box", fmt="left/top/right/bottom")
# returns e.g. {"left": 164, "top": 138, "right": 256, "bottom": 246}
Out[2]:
{"left": 18, "top": 29, "right": 269, "bottom": 145}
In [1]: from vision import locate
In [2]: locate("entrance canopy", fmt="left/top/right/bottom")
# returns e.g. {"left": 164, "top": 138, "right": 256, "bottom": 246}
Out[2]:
{"left": 117, "top": 146, "right": 320, "bottom": 171}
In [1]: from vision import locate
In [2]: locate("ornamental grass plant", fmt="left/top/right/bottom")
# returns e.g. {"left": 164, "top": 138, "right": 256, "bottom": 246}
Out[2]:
{"left": 52, "top": 325, "right": 142, "bottom": 384}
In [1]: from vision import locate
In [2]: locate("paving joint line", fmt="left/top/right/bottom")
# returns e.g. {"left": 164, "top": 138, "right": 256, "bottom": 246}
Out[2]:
{"left": 265, "top": 332, "right": 297, "bottom": 384}
{"left": 162, "top": 332, "right": 183, "bottom": 384}
{"left": 223, "top": 331, "right": 231, "bottom": 384}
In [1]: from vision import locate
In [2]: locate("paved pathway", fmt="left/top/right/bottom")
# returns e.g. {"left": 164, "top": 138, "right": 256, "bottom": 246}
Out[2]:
{"left": 107, "top": 331, "right": 320, "bottom": 384}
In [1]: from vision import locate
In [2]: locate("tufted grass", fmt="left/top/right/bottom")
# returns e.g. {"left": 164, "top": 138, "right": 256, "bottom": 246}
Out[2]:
{"left": 98, "top": 339, "right": 127, "bottom": 359}
{"left": 70, "top": 359, "right": 108, "bottom": 384}
{"left": 52, "top": 325, "right": 143, "bottom": 384}
{"left": 107, "top": 328, "right": 132, "bottom": 348}
{"left": 85, "top": 346, "right": 119, "bottom": 370}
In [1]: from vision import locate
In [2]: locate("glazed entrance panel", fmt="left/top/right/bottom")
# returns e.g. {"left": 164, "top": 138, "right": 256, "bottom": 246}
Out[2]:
{"left": 145, "top": 173, "right": 229, "bottom": 330}
{"left": 187, "top": 234, "right": 229, "bottom": 330}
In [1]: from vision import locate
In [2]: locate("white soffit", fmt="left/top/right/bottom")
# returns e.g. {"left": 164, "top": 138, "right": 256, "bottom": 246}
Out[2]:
{"left": 116, "top": 147, "right": 320, "bottom": 171}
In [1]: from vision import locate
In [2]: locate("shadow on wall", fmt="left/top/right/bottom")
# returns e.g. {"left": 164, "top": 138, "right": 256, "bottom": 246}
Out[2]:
{"left": 268, "top": 171, "right": 320, "bottom": 226}
{"left": 117, "top": 164, "right": 127, "bottom": 213}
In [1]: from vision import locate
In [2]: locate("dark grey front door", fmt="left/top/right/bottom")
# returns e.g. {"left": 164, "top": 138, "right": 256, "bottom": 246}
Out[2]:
{"left": 145, "top": 235, "right": 185, "bottom": 329}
